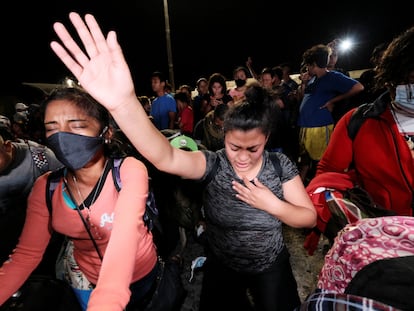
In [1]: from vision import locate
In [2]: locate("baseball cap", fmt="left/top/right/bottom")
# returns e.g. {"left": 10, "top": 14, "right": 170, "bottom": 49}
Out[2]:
{"left": 13, "top": 112, "right": 29, "bottom": 124}
{"left": 0, "top": 115, "right": 11, "bottom": 130}
{"left": 15, "top": 102, "right": 29, "bottom": 112}
{"left": 170, "top": 135, "right": 198, "bottom": 151}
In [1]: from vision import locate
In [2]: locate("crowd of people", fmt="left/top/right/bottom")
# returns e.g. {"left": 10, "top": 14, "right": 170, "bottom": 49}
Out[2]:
{"left": 0, "top": 10, "right": 413, "bottom": 311}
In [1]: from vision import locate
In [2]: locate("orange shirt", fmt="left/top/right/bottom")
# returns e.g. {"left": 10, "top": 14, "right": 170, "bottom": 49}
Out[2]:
{"left": 0, "top": 157, "right": 157, "bottom": 311}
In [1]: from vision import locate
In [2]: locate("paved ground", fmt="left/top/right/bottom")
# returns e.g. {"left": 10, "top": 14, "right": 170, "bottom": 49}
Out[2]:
{"left": 177, "top": 226, "right": 329, "bottom": 311}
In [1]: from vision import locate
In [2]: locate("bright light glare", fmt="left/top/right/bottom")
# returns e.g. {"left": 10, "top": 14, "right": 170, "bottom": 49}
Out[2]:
{"left": 339, "top": 39, "right": 353, "bottom": 52}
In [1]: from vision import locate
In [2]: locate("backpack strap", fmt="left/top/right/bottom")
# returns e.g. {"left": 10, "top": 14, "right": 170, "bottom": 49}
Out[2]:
{"left": 110, "top": 156, "right": 161, "bottom": 233}
{"left": 45, "top": 167, "right": 66, "bottom": 215}
{"left": 268, "top": 152, "right": 282, "bottom": 177}
{"left": 347, "top": 90, "right": 390, "bottom": 140}
{"left": 111, "top": 157, "right": 124, "bottom": 191}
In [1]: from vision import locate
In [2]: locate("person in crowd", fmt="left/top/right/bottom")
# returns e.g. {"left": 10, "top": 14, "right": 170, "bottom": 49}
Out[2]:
{"left": 164, "top": 80, "right": 173, "bottom": 94}
{"left": 245, "top": 56, "right": 259, "bottom": 80}
{"left": 316, "top": 26, "right": 414, "bottom": 217}
{"left": 278, "top": 63, "right": 301, "bottom": 163}
{"left": 15, "top": 102, "right": 30, "bottom": 116}
{"left": 201, "top": 72, "right": 232, "bottom": 117}
{"left": 177, "top": 84, "right": 193, "bottom": 103}
{"left": 49, "top": 13, "right": 316, "bottom": 310}
{"left": 192, "top": 77, "right": 209, "bottom": 125}
{"left": 150, "top": 71, "right": 177, "bottom": 130}
{"left": 193, "top": 103, "right": 229, "bottom": 151}
{"left": 357, "top": 42, "right": 388, "bottom": 104}
{"left": 0, "top": 86, "right": 161, "bottom": 311}
{"left": 326, "top": 39, "right": 349, "bottom": 76}
{"left": 228, "top": 66, "right": 250, "bottom": 103}
{"left": 138, "top": 95, "right": 151, "bottom": 116}
{"left": 11, "top": 110, "right": 30, "bottom": 140}
{"left": 297, "top": 44, "right": 364, "bottom": 184}
{"left": 174, "top": 91, "right": 194, "bottom": 136}
{"left": 260, "top": 67, "right": 282, "bottom": 98}
{"left": 0, "top": 118, "right": 63, "bottom": 268}
{"left": 279, "top": 62, "right": 299, "bottom": 93}
{"left": 325, "top": 38, "right": 362, "bottom": 123}
{"left": 0, "top": 115, "right": 13, "bottom": 140}
{"left": 258, "top": 67, "right": 286, "bottom": 154}
{"left": 26, "top": 103, "right": 47, "bottom": 144}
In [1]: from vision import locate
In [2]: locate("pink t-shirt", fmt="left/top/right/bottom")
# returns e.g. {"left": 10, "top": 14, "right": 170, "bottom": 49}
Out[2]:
{"left": 0, "top": 157, "right": 157, "bottom": 311}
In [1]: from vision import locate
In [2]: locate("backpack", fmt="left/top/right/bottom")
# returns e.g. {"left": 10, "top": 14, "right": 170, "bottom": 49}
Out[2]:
{"left": 45, "top": 157, "right": 161, "bottom": 233}
{"left": 304, "top": 172, "right": 396, "bottom": 256}
{"left": 303, "top": 91, "right": 394, "bottom": 255}
{"left": 347, "top": 90, "right": 390, "bottom": 140}
{"left": 318, "top": 216, "right": 414, "bottom": 311}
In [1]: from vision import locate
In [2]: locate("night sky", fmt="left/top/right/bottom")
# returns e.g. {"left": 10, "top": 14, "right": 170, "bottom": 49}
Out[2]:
{"left": 1, "top": 0, "right": 413, "bottom": 97}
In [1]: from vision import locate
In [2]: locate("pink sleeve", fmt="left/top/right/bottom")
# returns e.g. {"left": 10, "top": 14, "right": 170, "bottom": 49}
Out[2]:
{"left": 87, "top": 157, "right": 157, "bottom": 311}
{"left": 0, "top": 175, "right": 52, "bottom": 304}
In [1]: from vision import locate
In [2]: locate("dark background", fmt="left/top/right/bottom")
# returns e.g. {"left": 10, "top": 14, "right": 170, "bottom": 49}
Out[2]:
{"left": 1, "top": 0, "right": 413, "bottom": 98}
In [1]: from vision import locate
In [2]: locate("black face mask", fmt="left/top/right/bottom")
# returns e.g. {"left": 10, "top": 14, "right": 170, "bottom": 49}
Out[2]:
{"left": 47, "top": 129, "right": 106, "bottom": 170}
{"left": 235, "top": 79, "right": 246, "bottom": 88}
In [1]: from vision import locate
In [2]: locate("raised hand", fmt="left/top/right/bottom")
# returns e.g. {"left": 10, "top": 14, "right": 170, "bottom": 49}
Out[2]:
{"left": 50, "top": 12, "right": 136, "bottom": 112}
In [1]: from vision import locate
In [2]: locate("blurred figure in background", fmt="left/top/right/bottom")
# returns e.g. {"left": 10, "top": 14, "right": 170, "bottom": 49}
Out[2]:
{"left": 192, "top": 77, "right": 209, "bottom": 125}
{"left": 317, "top": 26, "right": 414, "bottom": 217}
{"left": 174, "top": 91, "right": 194, "bottom": 136}
{"left": 297, "top": 44, "right": 364, "bottom": 184}
{"left": 193, "top": 103, "right": 228, "bottom": 151}
{"left": 150, "top": 71, "right": 177, "bottom": 130}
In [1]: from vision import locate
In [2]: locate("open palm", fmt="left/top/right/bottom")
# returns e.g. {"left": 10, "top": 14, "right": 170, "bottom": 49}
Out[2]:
{"left": 50, "top": 12, "right": 135, "bottom": 112}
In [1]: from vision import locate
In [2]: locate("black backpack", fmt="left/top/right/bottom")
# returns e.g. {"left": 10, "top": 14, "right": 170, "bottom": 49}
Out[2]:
{"left": 345, "top": 255, "right": 414, "bottom": 311}
{"left": 347, "top": 90, "right": 390, "bottom": 140}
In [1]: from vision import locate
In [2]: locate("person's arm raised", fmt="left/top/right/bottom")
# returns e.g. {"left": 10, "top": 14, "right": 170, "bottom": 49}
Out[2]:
{"left": 50, "top": 12, "right": 205, "bottom": 179}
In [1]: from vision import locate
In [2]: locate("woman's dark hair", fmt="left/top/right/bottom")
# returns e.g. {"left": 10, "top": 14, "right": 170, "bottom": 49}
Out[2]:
{"left": 302, "top": 44, "right": 330, "bottom": 68}
{"left": 233, "top": 66, "right": 249, "bottom": 78}
{"left": 224, "top": 82, "right": 280, "bottom": 137}
{"left": 208, "top": 72, "right": 228, "bottom": 95}
{"left": 375, "top": 26, "right": 414, "bottom": 89}
{"left": 41, "top": 86, "right": 129, "bottom": 157}
{"left": 41, "top": 86, "right": 110, "bottom": 130}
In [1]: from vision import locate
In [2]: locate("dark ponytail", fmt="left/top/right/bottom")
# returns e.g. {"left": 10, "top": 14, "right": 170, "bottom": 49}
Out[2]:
{"left": 224, "top": 82, "right": 280, "bottom": 137}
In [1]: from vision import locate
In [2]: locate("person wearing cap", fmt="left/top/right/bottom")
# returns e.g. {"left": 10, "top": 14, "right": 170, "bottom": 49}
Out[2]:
{"left": 11, "top": 111, "right": 30, "bottom": 140}
{"left": 170, "top": 134, "right": 198, "bottom": 152}
{"left": 48, "top": 13, "right": 317, "bottom": 310}
{"left": 15, "top": 102, "right": 29, "bottom": 113}
{"left": 0, "top": 115, "right": 13, "bottom": 140}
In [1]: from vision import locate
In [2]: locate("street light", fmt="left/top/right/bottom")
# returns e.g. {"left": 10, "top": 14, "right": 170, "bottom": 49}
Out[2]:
{"left": 163, "top": 0, "right": 175, "bottom": 91}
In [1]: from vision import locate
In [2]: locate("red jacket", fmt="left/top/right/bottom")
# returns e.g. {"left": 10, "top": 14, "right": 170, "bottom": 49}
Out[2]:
{"left": 317, "top": 105, "right": 414, "bottom": 217}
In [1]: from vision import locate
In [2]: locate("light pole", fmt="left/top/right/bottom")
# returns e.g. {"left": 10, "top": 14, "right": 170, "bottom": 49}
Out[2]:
{"left": 163, "top": 0, "right": 175, "bottom": 91}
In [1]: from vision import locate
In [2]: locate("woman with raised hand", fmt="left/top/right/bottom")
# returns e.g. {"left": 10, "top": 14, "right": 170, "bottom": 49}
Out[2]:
{"left": 50, "top": 13, "right": 316, "bottom": 310}
{"left": 0, "top": 86, "right": 159, "bottom": 311}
